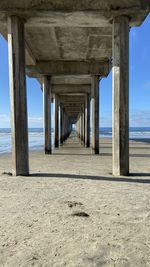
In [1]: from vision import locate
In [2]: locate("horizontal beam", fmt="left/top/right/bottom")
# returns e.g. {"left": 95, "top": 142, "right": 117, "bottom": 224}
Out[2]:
{"left": 52, "top": 85, "right": 91, "bottom": 94}
{"left": 0, "top": 9, "right": 149, "bottom": 27}
{"left": 26, "top": 12, "right": 111, "bottom": 28}
{"left": 27, "top": 60, "right": 110, "bottom": 76}
{"left": 61, "top": 103, "right": 84, "bottom": 108}
{"left": 66, "top": 111, "right": 80, "bottom": 115}
{"left": 51, "top": 75, "right": 91, "bottom": 85}
{"left": 59, "top": 96, "right": 85, "bottom": 102}
{"left": 65, "top": 109, "right": 80, "bottom": 114}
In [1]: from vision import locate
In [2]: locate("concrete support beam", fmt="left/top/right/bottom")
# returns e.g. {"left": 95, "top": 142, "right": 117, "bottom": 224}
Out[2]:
{"left": 79, "top": 110, "right": 82, "bottom": 143}
{"left": 25, "top": 12, "right": 111, "bottom": 28}
{"left": 85, "top": 94, "right": 91, "bottom": 147}
{"left": 81, "top": 105, "right": 85, "bottom": 144}
{"left": 91, "top": 76, "right": 99, "bottom": 154}
{"left": 76, "top": 117, "right": 80, "bottom": 139}
{"left": 8, "top": 16, "right": 29, "bottom": 176}
{"left": 112, "top": 16, "right": 129, "bottom": 176}
{"left": 55, "top": 95, "right": 59, "bottom": 148}
{"left": 43, "top": 76, "right": 51, "bottom": 154}
{"left": 26, "top": 60, "right": 110, "bottom": 77}
{"left": 59, "top": 96, "right": 85, "bottom": 103}
{"left": 78, "top": 115, "right": 81, "bottom": 140}
{"left": 51, "top": 75, "right": 92, "bottom": 85}
{"left": 61, "top": 109, "right": 65, "bottom": 143}
{"left": 52, "top": 85, "right": 91, "bottom": 94}
{"left": 60, "top": 105, "right": 63, "bottom": 144}
{"left": 64, "top": 112, "right": 67, "bottom": 142}
{"left": 0, "top": 9, "right": 149, "bottom": 27}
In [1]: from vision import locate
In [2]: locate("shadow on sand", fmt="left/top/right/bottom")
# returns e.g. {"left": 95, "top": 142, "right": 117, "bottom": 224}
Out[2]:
{"left": 52, "top": 152, "right": 150, "bottom": 157}
{"left": 30, "top": 172, "right": 150, "bottom": 184}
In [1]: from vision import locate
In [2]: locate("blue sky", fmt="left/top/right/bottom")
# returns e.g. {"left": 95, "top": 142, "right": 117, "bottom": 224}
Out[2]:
{"left": 0, "top": 14, "right": 150, "bottom": 128}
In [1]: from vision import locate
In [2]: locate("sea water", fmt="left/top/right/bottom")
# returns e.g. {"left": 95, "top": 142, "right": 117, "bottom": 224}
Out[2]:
{"left": 0, "top": 127, "right": 150, "bottom": 154}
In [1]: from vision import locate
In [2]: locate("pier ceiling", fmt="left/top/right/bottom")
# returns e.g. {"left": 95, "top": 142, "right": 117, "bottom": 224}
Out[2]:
{"left": 0, "top": 1, "right": 149, "bottom": 22}
{"left": 0, "top": 1, "right": 149, "bottom": 72}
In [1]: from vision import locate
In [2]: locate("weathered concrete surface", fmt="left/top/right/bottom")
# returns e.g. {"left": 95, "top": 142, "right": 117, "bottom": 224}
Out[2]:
{"left": 43, "top": 76, "right": 51, "bottom": 154}
{"left": 51, "top": 84, "right": 91, "bottom": 94}
{"left": 8, "top": 16, "right": 29, "bottom": 176}
{"left": 54, "top": 95, "right": 59, "bottom": 148}
{"left": 0, "top": 1, "right": 149, "bottom": 75}
{"left": 91, "top": 76, "right": 100, "bottom": 154}
{"left": 51, "top": 75, "right": 92, "bottom": 85}
{"left": 27, "top": 60, "right": 110, "bottom": 77}
{"left": 85, "top": 94, "right": 90, "bottom": 147}
{"left": 0, "top": 2, "right": 149, "bottom": 176}
{"left": 112, "top": 16, "right": 129, "bottom": 176}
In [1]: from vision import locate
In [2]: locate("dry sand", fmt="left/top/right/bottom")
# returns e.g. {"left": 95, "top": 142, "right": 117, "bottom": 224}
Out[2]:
{"left": 0, "top": 137, "right": 150, "bottom": 267}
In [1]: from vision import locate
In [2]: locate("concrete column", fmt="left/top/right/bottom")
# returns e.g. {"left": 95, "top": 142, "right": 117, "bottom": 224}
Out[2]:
{"left": 60, "top": 105, "right": 63, "bottom": 144}
{"left": 58, "top": 104, "right": 61, "bottom": 145}
{"left": 8, "top": 16, "right": 29, "bottom": 176}
{"left": 78, "top": 116, "right": 81, "bottom": 139}
{"left": 80, "top": 110, "right": 82, "bottom": 142}
{"left": 77, "top": 116, "right": 80, "bottom": 139}
{"left": 55, "top": 95, "right": 59, "bottom": 148}
{"left": 63, "top": 111, "right": 67, "bottom": 142}
{"left": 76, "top": 119, "right": 78, "bottom": 137}
{"left": 81, "top": 107, "right": 84, "bottom": 143}
{"left": 43, "top": 76, "right": 51, "bottom": 154}
{"left": 85, "top": 98, "right": 87, "bottom": 145}
{"left": 83, "top": 103, "right": 85, "bottom": 145}
{"left": 112, "top": 16, "right": 129, "bottom": 176}
{"left": 91, "top": 76, "right": 99, "bottom": 154}
{"left": 85, "top": 94, "right": 90, "bottom": 147}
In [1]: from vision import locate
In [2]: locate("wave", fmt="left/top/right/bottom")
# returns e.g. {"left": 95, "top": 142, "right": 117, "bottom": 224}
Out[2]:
{"left": 1, "top": 128, "right": 150, "bottom": 154}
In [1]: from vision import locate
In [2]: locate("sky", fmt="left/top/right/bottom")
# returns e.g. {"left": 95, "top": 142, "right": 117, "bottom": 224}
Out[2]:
{"left": 0, "top": 14, "right": 150, "bottom": 128}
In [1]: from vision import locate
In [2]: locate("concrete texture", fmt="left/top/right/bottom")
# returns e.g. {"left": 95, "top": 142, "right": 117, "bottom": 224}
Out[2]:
{"left": 0, "top": 1, "right": 149, "bottom": 173}
{"left": 112, "top": 16, "right": 129, "bottom": 176}
{"left": 43, "top": 76, "right": 52, "bottom": 154}
{"left": 7, "top": 16, "right": 29, "bottom": 176}
{"left": 0, "top": 1, "right": 149, "bottom": 73}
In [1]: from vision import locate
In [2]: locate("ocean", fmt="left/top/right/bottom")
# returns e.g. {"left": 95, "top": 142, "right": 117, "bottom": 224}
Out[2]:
{"left": 0, "top": 127, "right": 150, "bottom": 154}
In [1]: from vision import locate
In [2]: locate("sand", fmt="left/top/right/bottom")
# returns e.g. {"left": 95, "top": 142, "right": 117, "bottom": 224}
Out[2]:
{"left": 0, "top": 137, "right": 150, "bottom": 267}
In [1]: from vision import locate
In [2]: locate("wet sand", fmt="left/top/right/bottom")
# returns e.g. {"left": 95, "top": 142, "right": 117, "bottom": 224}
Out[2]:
{"left": 0, "top": 137, "right": 150, "bottom": 267}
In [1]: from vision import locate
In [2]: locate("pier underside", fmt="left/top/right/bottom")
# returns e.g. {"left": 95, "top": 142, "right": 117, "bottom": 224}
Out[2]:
{"left": 0, "top": 1, "right": 149, "bottom": 175}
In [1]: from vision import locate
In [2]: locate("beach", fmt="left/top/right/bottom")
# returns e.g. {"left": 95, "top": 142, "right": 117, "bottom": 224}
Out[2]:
{"left": 0, "top": 137, "right": 150, "bottom": 266}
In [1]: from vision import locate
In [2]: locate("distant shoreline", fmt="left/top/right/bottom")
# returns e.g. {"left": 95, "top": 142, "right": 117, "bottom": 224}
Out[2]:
{"left": 1, "top": 137, "right": 150, "bottom": 156}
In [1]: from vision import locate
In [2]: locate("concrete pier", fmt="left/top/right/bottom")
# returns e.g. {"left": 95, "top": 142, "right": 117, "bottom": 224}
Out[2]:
{"left": 43, "top": 76, "right": 51, "bottom": 154}
{"left": 91, "top": 76, "right": 100, "bottom": 154}
{"left": 60, "top": 105, "right": 63, "bottom": 145}
{"left": 7, "top": 16, "right": 29, "bottom": 176}
{"left": 85, "top": 94, "right": 91, "bottom": 148}
{"left": 112, "top": 16, "right": 129, "bottom": 176}
{"left": 0, "top": 1, "right": 149, "bottom": 175}
{"left": 54, "top": 95, "right": 59, "bottom": 148}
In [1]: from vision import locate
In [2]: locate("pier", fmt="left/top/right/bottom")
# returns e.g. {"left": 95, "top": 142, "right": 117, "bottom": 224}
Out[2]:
{"left": 0, "top": 1, "right": 149, "bottom": 176}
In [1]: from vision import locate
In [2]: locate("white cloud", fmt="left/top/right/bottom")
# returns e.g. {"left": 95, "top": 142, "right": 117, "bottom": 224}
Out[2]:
{"left": 130, "top": 110, "right": 150, "bottom": 127}
{"left": 0, "top": 114, "right": 10, "bottom": 128}
{"left": 100, "top": 116, "right": 112, "bottom": 127}
{"left": 0, "top": 114, "right": 9, "bottom": 120}
{"left": 28, "top": 116, "right": 54, "bottom": 128}
{"left": 28, "top": 116, "right": 43, "bottom": 128}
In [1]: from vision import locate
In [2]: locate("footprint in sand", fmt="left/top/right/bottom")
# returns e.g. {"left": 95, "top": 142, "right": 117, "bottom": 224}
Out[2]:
{"left": 65, "top": 200, "right": 83, "bottom": 208}
{"left": 71, "top": 211, "right": 90, "bottom": 217}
